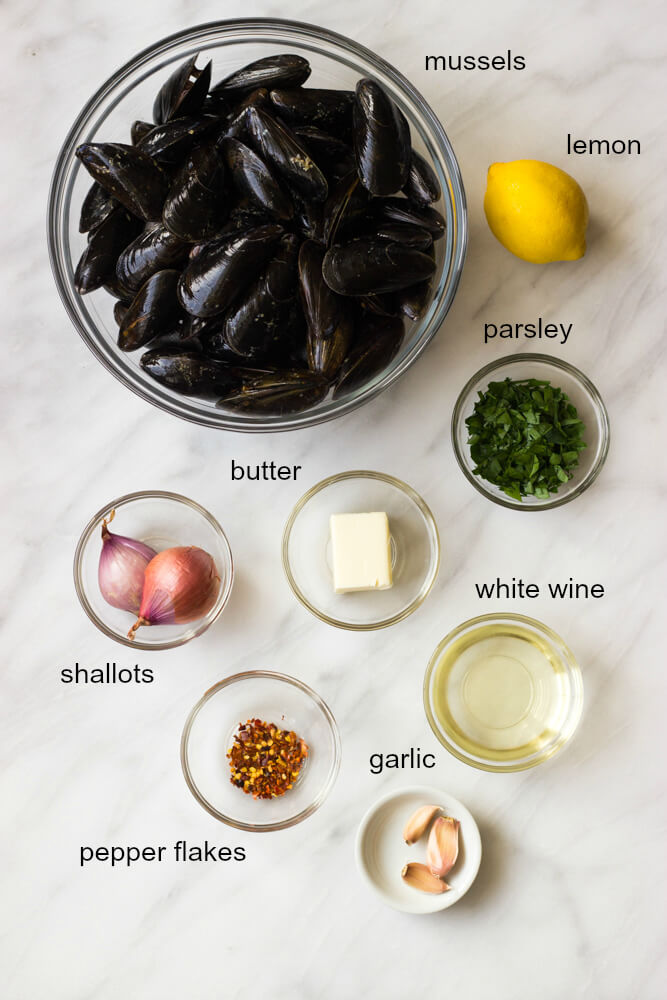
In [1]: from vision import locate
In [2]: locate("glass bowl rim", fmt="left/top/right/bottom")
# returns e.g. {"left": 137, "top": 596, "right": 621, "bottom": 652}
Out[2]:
{"left": 451, "top": 352, "right": 610, "bottom": 511}
{"left": 73, "top": 488, "right": 234, "bottom": 650}
{"left": 180, "top": 669, "right": 342, "bottom": 831}
{"left": 282, "top": 469, "right": 441, "bottom": 630}
{"left": 47, "top": 16, "right": 467, "bottom": 433}
{"left": 423, "top": 611, "right": 584, "bottom": 773}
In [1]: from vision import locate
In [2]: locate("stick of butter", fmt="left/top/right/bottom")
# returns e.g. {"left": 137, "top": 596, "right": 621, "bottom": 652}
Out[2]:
{"left": 330, "top": 512, "right": 393, "bottom": 594}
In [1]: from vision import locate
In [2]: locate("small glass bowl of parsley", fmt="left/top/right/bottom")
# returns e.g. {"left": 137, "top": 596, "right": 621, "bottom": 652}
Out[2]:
{"left": 452, "top": 355, "right": 610, "bottom": 510}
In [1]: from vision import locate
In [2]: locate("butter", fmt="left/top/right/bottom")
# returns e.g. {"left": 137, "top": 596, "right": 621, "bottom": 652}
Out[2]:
{"left": 330, "top": 512, "right": 393, "bottom": 594}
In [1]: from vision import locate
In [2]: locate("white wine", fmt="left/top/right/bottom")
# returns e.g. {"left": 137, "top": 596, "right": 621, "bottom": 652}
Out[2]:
{"left": 431, "top": 620, "right": 573, "bottom": 763}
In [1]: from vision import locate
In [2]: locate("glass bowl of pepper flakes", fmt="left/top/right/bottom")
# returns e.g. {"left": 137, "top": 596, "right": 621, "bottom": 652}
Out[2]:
{"left": 181, "top": 670, "right": 341, "bottom": 831}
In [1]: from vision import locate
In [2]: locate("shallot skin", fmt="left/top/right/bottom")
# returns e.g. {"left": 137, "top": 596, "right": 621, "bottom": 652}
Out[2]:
{"left": 128, "top": 545, "right": 220, "bottom": 639}
{"left": 98, "top": 517, "right": 156, "bottom": 613}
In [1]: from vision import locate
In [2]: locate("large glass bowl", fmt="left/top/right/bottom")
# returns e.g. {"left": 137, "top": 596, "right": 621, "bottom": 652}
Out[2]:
{"left": 48, "top": 18, "right": 467, "bottom": 432}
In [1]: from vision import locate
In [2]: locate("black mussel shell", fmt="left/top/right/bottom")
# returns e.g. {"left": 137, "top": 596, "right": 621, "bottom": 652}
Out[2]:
{"left": 113, "top": 300, "right": 129, "bottom": 326}
{"left": 244, "top": 107, "right": 328, "bottom": 203}
{"left": 118, "top": 269, "right": 187, "bottom": 351}
{"left": 214, "top": 198, "right": 274, "bottom": 240}
{"left": 195, "top": 315, "right": 273, "bottom": 367}
{"left": 224, "top": 233, "right": 300, "bottom": 360}
{"left": 322, "top": 240, "right": 436, "bottom": 296}
{"left": 138, "top": 115, "right": 219, "bottom": 164}
{"left": 140, "top": 348, "right": 244, "bottom": 399}
{"left": 153, "top": 55, "right": 212, "bottom": 125}
{"left": 115, "top": 222, "right": 188, "bottom": 299}
{"left": 353, "top": 79, "right": 411, "bottom": 196}
{"left": 233, "top": 87, "right": 271, "bottom": 114}
{"left": 269, "top": 89, "right": 354, "bottom": 137}
{"left": 359, "top": 293, "right": 400, "bottom": 318}
{"left": 210, "top": 54, "right": 311, "bottom": 100}
{"left": 74, "top": 207, "right": 142, "bottom": 294}
{"left": 177, "top": 224, "right": 283, "bottom": 318}
{"left": 76, "top": 142, "right": 170, "bottom": 222}
{"left": 292, "top": 126, "right": 355, "bottom": 181}
{"left": 395, "top": 279, "right": 433, "bottom": 322}
{"left": 333, "top": 313, "right": 404, "bottom": 398}
{"left": 403, "top": 150, "right": 441, "bottom": 205}
{"left": 216, "top": 368, "right": 328, "bottom": 415}
{"left": 162, "top": 145, "right": 228, "bottom": 242}
{"left": 131, "top": 120, "right": 154, "bottom": 145}
{"left": 322, "top": 170, "right": 369, "bottom": 246}
{"left": 222, "top": 138, "right": 293, "bottom": 222}
{"left": 298, "top": 240, "right": 354, "bottom": 379}
{"left": 103, "top": 277, "right": 133, "bottom": 301}
{"left": 219, "top": 106, "right": 252, "bottom": 144}
{"left": 378, "top": 197, "right": 446, "bottom": 239}
{"left": 348, "top": 220, "right": 432, "bottom": 250}
{"left": 79, "top": 181, "right": 117, "bottom": 234}
{"left": 291, "top": 193, "right": 325, "bottom": 242}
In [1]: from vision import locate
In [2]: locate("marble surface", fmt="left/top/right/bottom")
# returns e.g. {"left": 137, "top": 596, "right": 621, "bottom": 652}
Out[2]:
{"left": 3, "top": 0, "right": 666, "bottom": 997}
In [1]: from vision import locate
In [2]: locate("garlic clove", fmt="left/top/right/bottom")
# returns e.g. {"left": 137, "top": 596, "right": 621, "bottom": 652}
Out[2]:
{"left": 426, "top": 816, "right": 460, "bottom": 878}
{"left": 402, "top": 804, "right": 441, "bottom": 844}
{"left": 401, "top": 862, "right": 450, "bottom": 894}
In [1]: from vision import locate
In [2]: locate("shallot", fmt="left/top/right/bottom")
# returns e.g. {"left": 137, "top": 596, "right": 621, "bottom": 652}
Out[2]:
{"left": 98, "top": 511, "right": 156, "bottom": 613}
{"left": 128, "top": 546, "right": 220, "bottom": 640}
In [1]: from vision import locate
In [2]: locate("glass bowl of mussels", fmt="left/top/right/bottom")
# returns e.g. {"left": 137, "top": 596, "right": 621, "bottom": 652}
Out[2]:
{"left": 48, "top": 18, "right": 467, "bottom": 431}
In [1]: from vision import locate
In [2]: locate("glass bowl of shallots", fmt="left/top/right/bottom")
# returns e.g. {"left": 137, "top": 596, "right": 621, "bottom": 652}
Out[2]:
{"left": 73, "top": 490, "right": 233, "bottom": 649}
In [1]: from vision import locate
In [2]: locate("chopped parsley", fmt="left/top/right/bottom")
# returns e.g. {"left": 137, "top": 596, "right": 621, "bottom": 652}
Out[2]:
{"left": 465, "top": 377, "right": 586, "bottom": 501}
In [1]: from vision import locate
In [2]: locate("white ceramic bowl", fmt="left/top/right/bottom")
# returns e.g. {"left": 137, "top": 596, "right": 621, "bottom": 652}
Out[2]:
{"left": 355, "top": 785, "right": 482, "bottom": 913}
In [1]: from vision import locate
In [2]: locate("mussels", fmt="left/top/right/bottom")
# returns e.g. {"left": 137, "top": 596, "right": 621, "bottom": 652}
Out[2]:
{"left": 269, "top": 89, "right": 354, "bottom": 136}
{"left": 353, "top": 79, "right": 411, "bottom": 196}
{"left": 162, "top": 145, "right": 228, "bottom": 241}
{"left": 138, "top": 115, "right": 218, "bottom": 164}
{"left": 299, "top": 240, "right": 353, "bottom": 379}
{"left": 178, "top": 224, "right": 283, "bottom": 317}
{"left": 74, "top": 207, "right": 142, "bottom": 294}
{"left": 72, "top": 51, "right": 449, "bottom": 416}
{"left": 76, "top": 142, "right": 169, "bottom": 222}
{"left": 79, "top": 181, "right": 116, "bottom": 234}
{"left": 141, "top": 348, "right": 242, "bottom": 398}
{"left": 210, "top": 55, "right": 311, "bottom": 100}
{"left": 153, "top": 55, "right": 212, "bottom": 125}
{"left": 223, "top": 138, "right": 293, "bottom": 221}
{"left": 322, "top": 240, "right": 436, "bottom": 296}
{"left": 216, "top": 368, "right": 328, "bottom": 415}
{"left": 378, "top": 197, "right": 446, "bottom": 239}
{"left": 333, "top": 314, "right": 404, "bottom": 398}
{"left": 225, "top": 233, "right": 300, "bottom": 360}
{"left": 244, "top": 107, "right": 329, "bottom": 203}
{"left": 118, "top": 269, "right": 186, "bottom": 351}
{"left": 404, "top": 150, "right": 441, "bottom": 205}
{"left": 116, "top": 222, "right": 189, "bottom": 298}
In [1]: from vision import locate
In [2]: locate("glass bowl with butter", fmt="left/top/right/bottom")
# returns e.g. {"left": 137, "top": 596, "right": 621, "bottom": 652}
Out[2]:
{"left": 423, "top": 613, "right": 584, "bottom": 772}
{"left": 282, "top": 471, "right": 440, "bottom": 630}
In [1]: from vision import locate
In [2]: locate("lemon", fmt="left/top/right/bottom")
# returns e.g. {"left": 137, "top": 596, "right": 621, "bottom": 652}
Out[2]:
{"left": 484, "top": 159, "right": 589, "bottom": 263}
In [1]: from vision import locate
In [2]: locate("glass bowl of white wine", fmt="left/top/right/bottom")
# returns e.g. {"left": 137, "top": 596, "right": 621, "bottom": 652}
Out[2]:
{"left": 423, "top": 613, "right": 583, "bottom": 772}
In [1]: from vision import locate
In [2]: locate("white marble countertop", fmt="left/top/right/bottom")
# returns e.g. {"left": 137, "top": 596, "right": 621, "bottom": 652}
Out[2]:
{"left": 3, "top": 0, "right": 666, "bottom": 997}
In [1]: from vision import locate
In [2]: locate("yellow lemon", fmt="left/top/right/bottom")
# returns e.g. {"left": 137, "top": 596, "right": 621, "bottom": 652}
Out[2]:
{"left": 484, "top": 159, "right": 589, "bottom": 263}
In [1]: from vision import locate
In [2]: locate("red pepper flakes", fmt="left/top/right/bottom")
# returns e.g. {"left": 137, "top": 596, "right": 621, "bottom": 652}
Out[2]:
{"left": 227, "top": 718, "right": 309, "bottom": 800}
